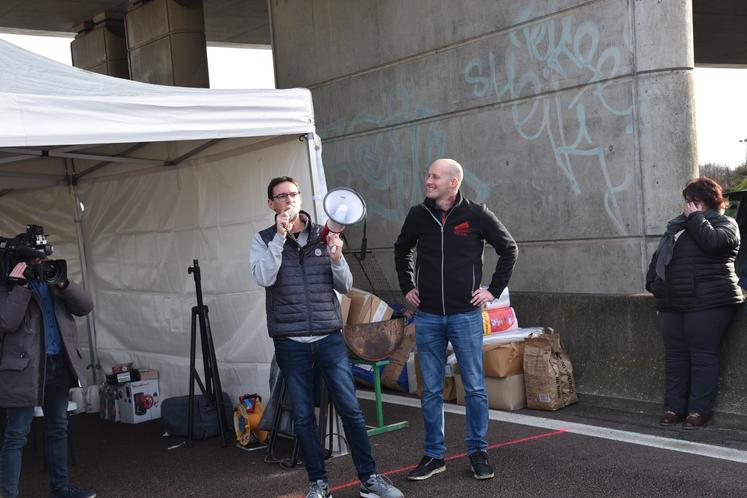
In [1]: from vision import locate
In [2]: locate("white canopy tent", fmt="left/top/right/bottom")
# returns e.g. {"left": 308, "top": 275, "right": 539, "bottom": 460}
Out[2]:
{"left": 0, "top": 39, "right": 330, "bottom": 401}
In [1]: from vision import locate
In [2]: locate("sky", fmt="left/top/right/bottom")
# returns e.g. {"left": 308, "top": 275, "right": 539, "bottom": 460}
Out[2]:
{"left": 0, "top": 33, "right": 275, "bottom": 90}
{"left": 0, "top": 33, "right": 745, "bottom": 168}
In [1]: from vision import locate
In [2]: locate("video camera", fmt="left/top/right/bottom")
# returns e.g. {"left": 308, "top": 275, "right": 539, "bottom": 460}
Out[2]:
{"left": 0, "top": 224, "right": 68, "bottom": 285}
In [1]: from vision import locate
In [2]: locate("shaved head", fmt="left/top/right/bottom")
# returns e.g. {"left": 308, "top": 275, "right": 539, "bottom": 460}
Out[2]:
{"left": 430, "top": 158, "right": 463, "bottom": 185}
{"left": 425, "top": 158, "right": 464, "bottom": 207}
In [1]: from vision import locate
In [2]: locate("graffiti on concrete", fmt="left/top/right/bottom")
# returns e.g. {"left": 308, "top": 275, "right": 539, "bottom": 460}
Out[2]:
{"left": 320, "top": 89, "right": 489, "bottom": 223}
{"left": 463, "top": 2, "right": 634, "bottom": 234}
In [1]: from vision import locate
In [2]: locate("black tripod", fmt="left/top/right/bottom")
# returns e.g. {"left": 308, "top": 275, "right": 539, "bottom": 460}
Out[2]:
{"left": 187, "top": 259, "right": 228, "bottom": 447}
{"left": 266, "top": 372, "right": 336, "bottom": 468}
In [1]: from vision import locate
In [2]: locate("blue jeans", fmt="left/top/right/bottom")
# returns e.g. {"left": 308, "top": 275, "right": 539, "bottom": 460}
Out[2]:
{"left": 661, "top": 306, "right": 736, "bottom": 415}
{"left": 273, "top": 331, "right": 376, "bottom": 483}
{"left": 1, "top": 355, "right": 72, "bottom": 498}
{"left": 416, "top": 309, "right": 487, "bottom": 458}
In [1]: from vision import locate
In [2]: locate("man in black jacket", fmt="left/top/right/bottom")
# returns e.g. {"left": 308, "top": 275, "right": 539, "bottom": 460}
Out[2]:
{"left": 394, "top": 159, "right": 517, "bottom": 482}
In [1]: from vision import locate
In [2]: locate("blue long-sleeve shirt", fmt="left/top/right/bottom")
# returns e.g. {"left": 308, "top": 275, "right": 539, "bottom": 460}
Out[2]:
{"left": 29, "top": 280, "right": 63, "bottom": 355}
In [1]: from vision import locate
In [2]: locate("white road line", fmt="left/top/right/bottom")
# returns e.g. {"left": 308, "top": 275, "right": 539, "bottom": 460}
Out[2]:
{"left": 357, "top": 390, "right": 747, "bottom": 464}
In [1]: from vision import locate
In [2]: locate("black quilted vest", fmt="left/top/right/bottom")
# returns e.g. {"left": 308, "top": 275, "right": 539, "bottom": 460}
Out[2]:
{"left": 258, "top": 220, "right": 342, "bottom": 338}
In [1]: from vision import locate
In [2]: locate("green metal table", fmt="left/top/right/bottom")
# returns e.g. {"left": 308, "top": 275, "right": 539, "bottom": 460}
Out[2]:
{"left": 351, "top": 357, "right": 409, "bottom": 436}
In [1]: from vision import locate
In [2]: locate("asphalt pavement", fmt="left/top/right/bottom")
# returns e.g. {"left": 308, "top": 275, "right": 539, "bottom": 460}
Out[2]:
{"left": 12, "top": 392, "right": 747, "bottom": 497}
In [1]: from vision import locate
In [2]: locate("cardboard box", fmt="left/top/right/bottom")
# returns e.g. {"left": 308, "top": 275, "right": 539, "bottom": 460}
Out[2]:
{"left": 339, "top": 294, "right": 351, "bottom": 325}
{"left": 414, "top": 353, "right": 456, "bottom": 401}
{"left": 454, "top": 373, "right": 526, "bottom": 411}
{"left": 114, "top": 379, "right": 161, "bottom": 424}
{"left": 138, "top": 368, "right": 159, "bottom": 381}
{"left": 347, "top": 288, "right": 372, "bottom": 324}
{"left": 483, "top": 342, "right": 524, "bottom": 378}
{"left": 346, "top": 288, "right": 394, "bottom": 324}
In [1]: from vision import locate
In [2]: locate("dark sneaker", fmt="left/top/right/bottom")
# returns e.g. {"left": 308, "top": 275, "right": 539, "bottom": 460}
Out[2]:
{"left": 407, "top": 455, "right": 446, "bottom": 481}
{"left": 659, "top": 411, "right": 682, "bottom": 427}
{"left": 468, "top": 451, "right": 495, "bottom": 480}
{"left": 50, "top": 487, "right": 96, "bottom": 498}
{"left": 305, "top": 480, "right": 332, "bottom": 498}
{"left": 360, "top": 474, "right": 404, "bottom": 498}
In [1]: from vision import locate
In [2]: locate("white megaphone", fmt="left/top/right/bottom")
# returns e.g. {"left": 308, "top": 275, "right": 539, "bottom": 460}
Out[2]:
{"left": 322, "top": 187, "right": 367, "bottom": 253}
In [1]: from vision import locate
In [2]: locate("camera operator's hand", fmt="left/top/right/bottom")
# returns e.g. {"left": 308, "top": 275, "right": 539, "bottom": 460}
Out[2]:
{"left": 9, "top": 262, "right": 29, "bottom": 286}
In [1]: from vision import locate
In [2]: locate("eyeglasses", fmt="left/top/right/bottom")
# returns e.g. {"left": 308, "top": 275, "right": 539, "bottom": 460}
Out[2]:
{"left": 272, "top": 191, "right": 301, "bottom": 201}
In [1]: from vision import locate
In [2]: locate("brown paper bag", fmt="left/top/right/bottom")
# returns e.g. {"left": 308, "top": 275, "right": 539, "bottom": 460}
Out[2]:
{"left": 380, "top": 323, "right": 416, "bottom": 391}
{"left": 523, "top": 328, "right": 578, "bottom": 410}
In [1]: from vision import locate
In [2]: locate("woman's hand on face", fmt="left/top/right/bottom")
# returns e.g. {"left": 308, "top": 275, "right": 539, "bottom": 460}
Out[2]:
{"left": 683, "top": 201, "right": 704, "bottom": 216}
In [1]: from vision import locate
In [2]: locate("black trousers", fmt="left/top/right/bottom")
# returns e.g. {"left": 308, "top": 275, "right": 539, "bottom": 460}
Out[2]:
{"left": 660, "top": 306, "right": 736, "bottom": 415}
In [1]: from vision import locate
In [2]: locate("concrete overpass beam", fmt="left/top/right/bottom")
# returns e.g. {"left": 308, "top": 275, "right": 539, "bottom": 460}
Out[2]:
{"left": 125, "top": 0, "right": 209, "bottom": 87}
{"left": 71, "top": 12, "right": 130, "bottom": 79}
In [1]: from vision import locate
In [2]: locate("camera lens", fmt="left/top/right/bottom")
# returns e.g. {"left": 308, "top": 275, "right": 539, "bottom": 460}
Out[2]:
{"left": 44, "top": 262, "right": 58, "bottom": 281}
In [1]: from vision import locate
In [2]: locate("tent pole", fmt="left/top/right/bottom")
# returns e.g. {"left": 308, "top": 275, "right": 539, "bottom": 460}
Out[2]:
{"left": 65, "top": 159, "right": 101, "bottom": 384}
{"left": 305, "top": 132, "right": 327, "bottom": 221}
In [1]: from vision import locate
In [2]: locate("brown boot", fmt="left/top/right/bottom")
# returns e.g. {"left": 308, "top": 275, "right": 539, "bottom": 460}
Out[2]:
{"left": 659, "top": 411, "right": 682, "bottom": 426}
{"left": 683, "top": 412, "right": 710, "bottom": 430}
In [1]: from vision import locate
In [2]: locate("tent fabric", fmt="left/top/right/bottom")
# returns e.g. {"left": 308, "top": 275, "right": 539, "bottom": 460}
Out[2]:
{"left": 0, "top": 39, "right": 314, "bottom": 147}
{"left": 0, "top": 40, "right": 327, "bottom": 402}
{"left": 78, "top": 137, "right": 316, "bottom": 401}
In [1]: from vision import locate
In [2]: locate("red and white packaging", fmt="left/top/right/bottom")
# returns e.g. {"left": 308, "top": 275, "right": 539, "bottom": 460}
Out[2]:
{"left": 481, "top": 307, "right": 519, "bottom": 335}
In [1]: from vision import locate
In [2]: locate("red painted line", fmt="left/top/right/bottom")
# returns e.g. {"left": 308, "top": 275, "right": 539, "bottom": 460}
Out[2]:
{"left": 325, "top": 429, "right": 567, "bottom": 494}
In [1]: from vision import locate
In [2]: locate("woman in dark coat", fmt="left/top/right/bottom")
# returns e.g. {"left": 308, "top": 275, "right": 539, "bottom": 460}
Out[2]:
{"left": 646, "top": 177, "right": 743, "bottom": 429}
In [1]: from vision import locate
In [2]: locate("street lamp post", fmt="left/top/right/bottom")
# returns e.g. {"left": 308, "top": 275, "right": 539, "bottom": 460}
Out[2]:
{"left": 740, "top": 138, "right": 747, "bottom": 166}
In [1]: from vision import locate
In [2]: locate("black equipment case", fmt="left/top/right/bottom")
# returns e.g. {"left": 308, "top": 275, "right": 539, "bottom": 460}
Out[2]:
{"left": 162, "top": 392, "right": 233, "bottom": 439}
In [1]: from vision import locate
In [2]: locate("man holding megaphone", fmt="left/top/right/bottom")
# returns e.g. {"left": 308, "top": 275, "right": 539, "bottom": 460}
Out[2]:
{"left": 250, "top": 176, "right": 403, "bottom": 498}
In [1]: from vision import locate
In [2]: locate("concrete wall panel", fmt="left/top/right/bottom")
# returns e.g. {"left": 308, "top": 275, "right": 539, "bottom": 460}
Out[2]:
{"left": 270, "top": 0, "right": 380, "bottom": 87}
{"left": 71, "top": 19, "right": 129, "bottom": 79}
{"left": 170, "top": 32, "right": 210, "bottom": 87}
{"left": 323, "top": 76, "right": 639, "bottom": 245}
{"left": 636, "top": 70, "right": 697, "bottom": 236}
{"left": 128, "top": 36, "right": 173, "bottom": 85}
{"left": 273, "top": 0, "right": 695, "bottom": 294}
{"left": 126, "top": 0, "right": 208, "bottom": 87}
{"left": 270, "top": 0, "right": 713, "bottom": 410}
{"left": 507, "top": 239, "right": 645, "bottom": 293}
{"left": 314, "top": 0, "right": 634, "bottom": 139}
{"left": 635, "top": 0, "right": 694, "bottom": 72}
{"left": 126, "top": 0, "right": 170, "bottom": 49}
{"left": 272, "top": 0, "right": 597, "bottom": 87}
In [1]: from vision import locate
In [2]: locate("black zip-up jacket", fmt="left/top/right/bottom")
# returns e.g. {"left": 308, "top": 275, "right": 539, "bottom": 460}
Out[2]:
{"left": 394, "top": 191, "right": 518, "bottom": 315}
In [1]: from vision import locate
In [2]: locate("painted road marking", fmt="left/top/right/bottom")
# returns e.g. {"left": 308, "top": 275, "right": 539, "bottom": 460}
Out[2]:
{"left": 357, "top": 390, "right": 747, "bottom": 465}
{"left": 327, "top": 429, "right": 566, "bottom": 495}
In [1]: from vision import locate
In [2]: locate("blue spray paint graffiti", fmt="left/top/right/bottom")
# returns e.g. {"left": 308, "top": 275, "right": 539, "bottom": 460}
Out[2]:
{"left": 320, "top": 89, "right": 489, "bottom": 223}
{"left": 463, "top": 2, "right": 634, "bottom": 234}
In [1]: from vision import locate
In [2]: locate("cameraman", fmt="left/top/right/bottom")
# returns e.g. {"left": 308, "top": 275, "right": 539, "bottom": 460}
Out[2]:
{"left": 0, "top": 250, "right": 96, "bottom": 498}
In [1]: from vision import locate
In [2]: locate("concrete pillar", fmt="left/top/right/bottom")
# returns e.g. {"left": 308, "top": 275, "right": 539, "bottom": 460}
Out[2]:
{"left": 70, "top": 13, "right": 130, "bottom": 79}
{"left": 125, "top": 0, "right": 209, "bottom": 87}
{"left": 265, "top": 1, "right": 747, "bottom": 420}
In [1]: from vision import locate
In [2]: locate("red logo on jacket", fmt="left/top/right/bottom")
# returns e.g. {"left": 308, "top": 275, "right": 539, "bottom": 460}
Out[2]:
{"left": 453, "top": 221, "right": 470, "bottom": 237}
